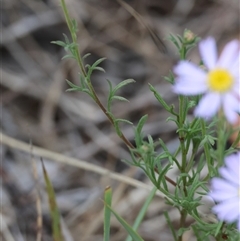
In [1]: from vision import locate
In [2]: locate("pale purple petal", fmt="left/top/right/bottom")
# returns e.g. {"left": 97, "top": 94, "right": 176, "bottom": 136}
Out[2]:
{"left": 194, "top": 92, "right": 221, "bottom": 119}
{"left": 210, "top": 190, "right": 238, "bottom": 201}
{"left": 209, "top": 152, "right": 240, "bottom": 229}
{"left": 213, "top": 198, "right": 240, "bottom": 222}
{"left": 229, "top": 55, "right": 240, "bottom": 78}
{"left": 222, "top": 93, "right": 240, "bottom": 124}
{"left": 223, "top": 108, "right": 239, "bottom": 124}
{"left": 225, "top": 154, "right": 240, "bottom": 176}
{"left": 173, "top": 38, "right": 240, "bottom": 124}
{"left": 173, "top": 61, "right": 208, "bottom": 95}
{"left": 218, "top": 167, "right": 239, "bottom": 186}
{"left": 231, "top": 68, "right": 240, "bottom": 81}
{"left": 173, "top": 79, "right": 207, "bottom": 95}
{"left": 233, "top": 88, "right": 240, "bottom": 102}
{"left": 233, "top": 81, "right": 240, "bottom": 97}
{"left": 211, "top": 178, "right": 237, "bottom": 192}
{"left": 199, "top": 37, "right": 217, "bottom": 70}
{"left": 174, "top": 61, "right": 207, "bottom": 81}
{"left": 217, "top": 40, "right": 240, "bottom": 69}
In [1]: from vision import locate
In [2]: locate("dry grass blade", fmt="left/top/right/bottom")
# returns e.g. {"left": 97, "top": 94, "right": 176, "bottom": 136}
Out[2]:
{"left": 116, "top": 0, "right": 166, "bottom": 53}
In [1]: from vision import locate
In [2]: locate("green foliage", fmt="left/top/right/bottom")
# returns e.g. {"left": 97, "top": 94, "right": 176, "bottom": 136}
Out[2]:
{"left": 149, "top": 83, "right": 177, "bottom": 117}
{"left": 107, "top": 78, "right": 135, "bottom": 112}
{"left": 54, "top": 1, "right": 239, "bottom": 240}
{"left": 168, "top": 29, "right": 200, "bottom": 58}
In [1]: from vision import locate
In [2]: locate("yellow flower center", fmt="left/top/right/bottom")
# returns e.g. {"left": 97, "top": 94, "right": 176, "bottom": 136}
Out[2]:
{"left": 207, "top": 69, "right": 234, "bottom": 92}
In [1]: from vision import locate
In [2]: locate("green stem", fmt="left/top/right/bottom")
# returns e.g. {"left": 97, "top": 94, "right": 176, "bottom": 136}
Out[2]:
{"left": 177, "top": 96, "right": 188, "bottom": 241}
{"left": 178, "top": 96, "right": 187, "bottom": 170}
{"left": 60, "top": 0, "right": 136, "bottom": 149}
{"left": 60, "top": 0, "right": 86, "bottom": 77}
{"left": 177, "top": 210, "right": 187, "bottom": 241}
{"left": 59, "top": 0, "right": 178, "bottom": 189}
{"left": 177, "top": 45, "right": 189, "bottom": 241}
{"left": 180, "top": 46, "right": 186, "bottom": 60}
{"left": 216, "top": 116, "right": 226, "bottom": 168}
{"left": 201, "top": 120, "right": 212, "bottom": 173}
{"left": 185, "top": 149, "right": 196, "bottom": 173}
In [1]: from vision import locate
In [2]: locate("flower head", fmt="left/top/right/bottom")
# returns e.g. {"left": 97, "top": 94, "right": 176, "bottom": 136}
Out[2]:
{"left": 209, "top": 152, "right": 240, "bottom": 230}
{"left": 173, "top": 37, "right": 240, "bottom": 123}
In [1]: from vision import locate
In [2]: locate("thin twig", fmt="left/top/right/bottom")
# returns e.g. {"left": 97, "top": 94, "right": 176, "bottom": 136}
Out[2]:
{"left": 0, "top": 132, "right": 164, "bottom": 197}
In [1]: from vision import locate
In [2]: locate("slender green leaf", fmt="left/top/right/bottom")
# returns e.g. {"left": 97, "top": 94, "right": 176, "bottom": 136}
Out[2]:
{"left": 41, "top": 160, "right": 63, "bottom": 241}
{"left": 62, "top": 54, "right": 76, "bottom": 60}
{"left": 214, "top": 221, "right": 223, "bottom": 237}
{"left": 92, "top": 57, "right": 106, "bottom": 68}
{"left": 148, "top": 84, "right": 171, "bottom": 112}
{"left": 51, "top": 40, "right": 66, "bottom": 47}
{"left": 136, "top": 115, "right": 148, "bottom": 135}
{"left": 125, "top": 187, "right": 157, "bottom": 241}
{"left": 164, "top": 211, "right": 178, "bottom": 241}
{"left": 62, "top": 33, "right": 70, "bottom": 44}
{"left": 83, "top": 53, "right": 91, "bottom": 60}
{"left": 115, "top": 118, "right": 133, "bottom": 125}
{"left": 94, "top": 66, "right": 106, "bottom": 72}
{"left": 157, "top": 162, "right": 173, "bottom": 189}
{"left": 104, "top": 203, "right": 144, "bottom": 241}
{"left": 66, "top": 79, "right": 79, "bottom": 89}
{"left": 65, "top": 79, "right": 85, "bottom": 92}
{"left": 164, "top": 71, "right": 175, "bottom": 85}
{"left": 66, "top": 88, "right": 79, "bottom": 92}
{"left": 112, "top": 79, "right": 135, "bottom": 94}
{"left": 106, "top": 79, "right": 113, "bottom": 93}
{"left": 104, "top": 186, "right": 112, "bottom": 241}
{"left": 134, "top": 115, "right": 148, "bottom": 148}
{"left": 112, "top": 96, "right": 129, "bottom": 102}
{"left": 106, "top": 79, "right": 113, "bottom": 111}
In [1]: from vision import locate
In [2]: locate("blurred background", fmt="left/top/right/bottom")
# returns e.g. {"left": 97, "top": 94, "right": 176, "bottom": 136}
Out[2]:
{"left": 1, "top": 0, "right": 239, "bottom": 240}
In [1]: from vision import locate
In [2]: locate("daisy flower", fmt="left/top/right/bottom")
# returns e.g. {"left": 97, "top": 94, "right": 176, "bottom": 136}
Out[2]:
{"left": 173, "top": 37, "right": 240, "bottom": 123}
{"left": 209, "top": 152, "right": 240, "bottom": 230}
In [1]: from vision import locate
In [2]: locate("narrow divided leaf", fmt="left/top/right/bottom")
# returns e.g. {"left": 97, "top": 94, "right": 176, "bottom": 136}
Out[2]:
{"left": 148, "top": 84, "right": 171, "bottom": 112}
{"left": 136, "top": 115, "right": 148, "bottom": 135}
{"left": 112, "top": 96, "right": 129, "bottom": 102}
{"left": 134, "top": 114, "right": 148, "bottom": 147}
{"left": 51, "top": 40, "right": 66, "bottom": 47}
{"left": 83, "top": 53, "right": 91, "bottom": 60}
{"left": 115, "top": 118, "right": 133, "bottom": 125}
{"left": 62, "top": 54, "right": 76, "bottom": 60}
{"left": 112, "top": 79, "right": 135, "bottom": 95}
{"left": 65, "top": 79, "right": 83, "bottom": 92}
{"left": 92, "top": 57, "right": 106, "bottom": 68}
{"left": 94, "top": 66, "right": 106, "bottom": 73}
